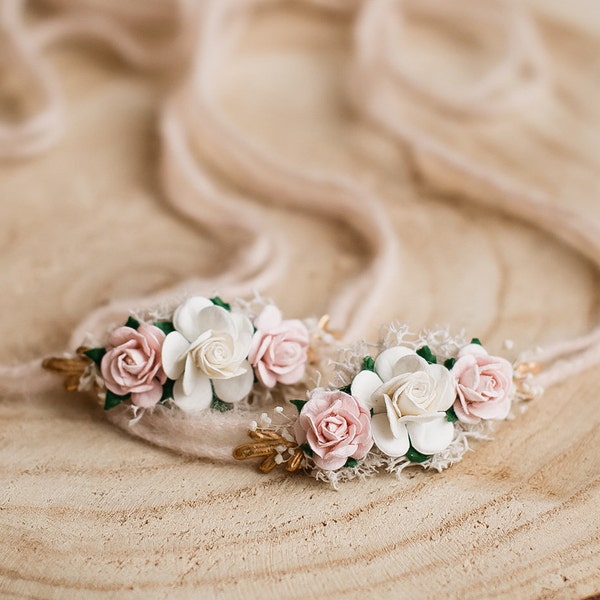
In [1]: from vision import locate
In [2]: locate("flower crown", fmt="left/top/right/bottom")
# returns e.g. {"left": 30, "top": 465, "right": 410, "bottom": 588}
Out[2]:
{"left": 43, "top": 295, "right": 540, "bottom": 486}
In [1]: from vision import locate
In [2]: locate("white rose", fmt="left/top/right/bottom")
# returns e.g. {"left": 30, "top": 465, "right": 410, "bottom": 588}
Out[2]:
{"left": 351, "top": 346, "right": 455, "bottom": 457}
{"left": 161, "top": 297, "right": 254, "bottom": 412}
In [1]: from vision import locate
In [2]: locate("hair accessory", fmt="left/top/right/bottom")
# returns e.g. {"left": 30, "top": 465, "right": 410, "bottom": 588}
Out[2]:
{"left": 42, "top": 294, "right": 541, "bottom": 487}
{"left": 1, "top": 0, "right": 572, "bottom": 487}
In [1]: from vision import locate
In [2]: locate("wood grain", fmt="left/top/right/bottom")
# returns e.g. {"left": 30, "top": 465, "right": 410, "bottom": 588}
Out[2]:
{"left": 1, "top": 2, "right": 600, "bottom": 598}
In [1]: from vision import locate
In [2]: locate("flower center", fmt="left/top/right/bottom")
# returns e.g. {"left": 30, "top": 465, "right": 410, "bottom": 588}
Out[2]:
{"left": 189, "top": 331, "right": 237, "bottom": 377}
{"left": 277, "top": 341, "right": 301, "bottom": 363}
{"left": 392, "top": 371, "right": 436, "bottom": 415}
{"left": 321, "top": 416, "right": 347, "bottom": 440}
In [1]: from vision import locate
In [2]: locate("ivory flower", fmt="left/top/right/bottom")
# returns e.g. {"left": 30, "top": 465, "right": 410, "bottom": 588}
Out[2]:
{"left": 294, "top": 389, "right": 373, "bottom": 470}
{"left": 101, "top": 323, "right": 167, "bottom": 408}
{"left": 351, "top": 347, "right": 456, "bottom": 457}
{"left": 161, "top": 297, "right": 254, "bottom": 412}
{"left": 452, "top": 344, "right": 513, "bottom": 424}
{"left": 248, "top": 305, "right": 309, "bottom": 388}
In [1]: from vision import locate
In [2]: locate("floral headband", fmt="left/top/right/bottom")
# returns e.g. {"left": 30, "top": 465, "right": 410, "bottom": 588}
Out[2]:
{"left": 43, "top": 295, "right": 540, "bottom": 486}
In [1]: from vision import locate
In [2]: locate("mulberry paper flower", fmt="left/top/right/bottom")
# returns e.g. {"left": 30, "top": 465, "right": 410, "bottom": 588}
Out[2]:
{"left": 452, "top": 343, "right": 513, "bottom": 424}
{"left": 351, "top": 347, "right": 455, "bottom": 457}
{"left": 294, "top": 389, "right": 373, "bottom": 470}
{"left": 101, "top": 323, "right": 166, "bottom": 408}
{"left": 248, "top": 305, "right": 309, "bottom": 388}
{"left": 161, "top": 297, "right": 254, "bottom": 412}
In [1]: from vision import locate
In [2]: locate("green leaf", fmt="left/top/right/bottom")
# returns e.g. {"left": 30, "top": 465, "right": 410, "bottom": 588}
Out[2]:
{"left": 444, "top": 357, "right": 456, "bottom": 370}
{"left": 160, "top": 379, "right": 175, "bottom": 403}
{"left": 210, "top": 296, "right": 231, "bottom": 311}
{"left": 370, "top": 407, "right": 374, "bottom": 417}
{"left": 405, "top": 446, "right": 431, "bottom": 463}
{"left": 445, "top": 407, "right": 458, "bottom": 422}
{"left": 210, "top": 397, "right": 234, "bottom": 412}
{"left": 104, "top": 389, "right": 129, "bottom": 410}
{"left": 290, "top": 399, "right": 307, "bottom": 414}
{"left": 84, "top": 347, "right": 106, "bottom": 365}
{"left": 338, "top": 384, "right": 352, "bottom": 394}
{"left": 362, "top": 356, "right": 376, "bottom": 372}
{"left": 300, "top": 443, "right": 314, "bottom": 458}
{"left": 125, "top": 316, "right": 140, "bottom": 330}
{"left": 470, "top": 338, "right": 483, "bottom": 346}
{"left": 344, "top": 457, "right": 359, "bottom": 469}
{"left": 416, "top": 345, "right": 437, "bottom": 364}
{"left": 154, "top": 321, "right": 175, "bottom": 335}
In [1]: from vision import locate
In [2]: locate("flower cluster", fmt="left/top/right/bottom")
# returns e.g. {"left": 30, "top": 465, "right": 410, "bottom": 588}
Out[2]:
{"left": 241, "top": 336, "right": 516, "bottom": 479}
{"left": 82, "top": 296, "right": 310, "bottom": 413}
{"left": 42, "top": 295, "right": 530, "bottom": 485}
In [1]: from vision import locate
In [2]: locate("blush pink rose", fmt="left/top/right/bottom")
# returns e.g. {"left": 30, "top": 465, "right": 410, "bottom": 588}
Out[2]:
{"left": 101, "top": 323, "right": 167, "bottom": 408}
{"left": 452, "top": 344, "right": 513, "bottom": 424}
{"left": 294, "top": 389, "right": 373, "bottom": 470}
{"left": 248, "top": 305, "right": 309, "bottom": 388}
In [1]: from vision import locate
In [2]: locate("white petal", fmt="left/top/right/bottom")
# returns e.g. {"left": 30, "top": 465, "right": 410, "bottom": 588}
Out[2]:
{"left": 427, "top": 363, "right": 456, "bottom": 411}
{"left": 351, "top": 370, "right": 384, "bottom": 411}
{"left": 161, "top": 331, "right": 190, "bottom": 379}
{"left": 212, "top": 364, "right": 254, "bottom": 403}
{"left": 194, "top": 305, "right": 234, "bottom": 336}
{"left": 405, "top": 415, "right": 455, "bottom": 455}
{"left": 374, "top": 346, "right": 414, "bottom": 382}
{"left": 229, "top": 312, "right": 254, "bottom": 360}
{"left": 393, "top": 354, "right": 429, "bottom": 375}
{"left": 384, "top": 395, "right": 404, "bottom": 439}
{"left": 231, "top": 310, "right": 254, "bottom": 338}
{"left": 172, "top": 372, "right": 212, "bottom": 413}
{"left": 173, "top": 297, "right": 213, "bottom": 340}
{"left": 182, "top": 354, "right": 203, "bottom": 396}
{"left": 371, "top": 412, "right": 410, "bottom": 457}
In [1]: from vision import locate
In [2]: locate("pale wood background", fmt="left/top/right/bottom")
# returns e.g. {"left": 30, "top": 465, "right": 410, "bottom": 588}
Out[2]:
{"left": 1, "top": 2, "right": 600, "bottom": 598}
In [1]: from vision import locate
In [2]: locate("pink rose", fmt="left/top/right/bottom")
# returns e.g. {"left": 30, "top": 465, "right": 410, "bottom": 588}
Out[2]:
{"left": 294, "top": 390, "right": 373, "bottom": 470}
{"left": 101, "top": 323, "right": 167, "bottom": 408}
{"left": 248, "top": 305, "right": 309, "bottom": 388}
{"left": 452, "top": 344, "right": 513, "bottom": 424}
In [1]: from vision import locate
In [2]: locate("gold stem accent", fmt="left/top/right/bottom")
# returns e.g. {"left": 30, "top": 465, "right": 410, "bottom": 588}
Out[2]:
{"left": 233, "top": 428, "right": 302, "bottom": 474}
{"left": 286, "top": 449, "right": 304, "bottom": 472}
{"left": 513, "top": 361, "right": 543, "bottom": 401}
{"left": 41, "top": 348, "right": 92, "bottom": 392}
{"left": 317, "top": 314, "right": 342, "bottom": 340}
{"left": 259, "top": 454, "right": 279, "bottom": 473}
{"left": 41, "top": 357, "right": 86, "bottom": 375}
{"left": 232, "top": 441, "right": 282, "bottom": 460}
{"left": 514, "top": 361, "right": 542, "bottom": 377}
{"left": 248, "top": 429, "right": 286, "bottom": 442}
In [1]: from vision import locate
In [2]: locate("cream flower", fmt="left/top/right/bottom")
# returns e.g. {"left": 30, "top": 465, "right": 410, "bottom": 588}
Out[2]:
{"left": 350, "top": 347, "right": 456, "bottom": 457}
{"left": 161, "top": 297, "right": 254, "bottom": 412}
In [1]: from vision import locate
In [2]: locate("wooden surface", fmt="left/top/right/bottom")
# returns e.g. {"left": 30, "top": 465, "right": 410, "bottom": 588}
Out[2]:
{"left": 1, "top": 2, "right": 600, "bottom": 598}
